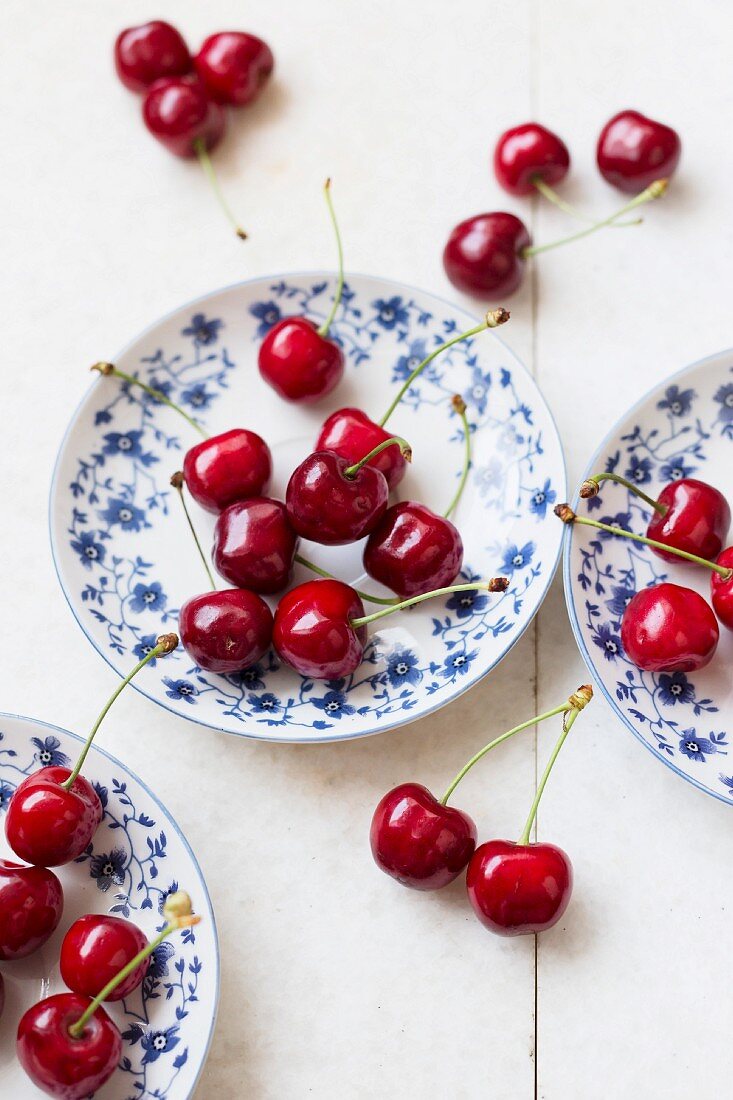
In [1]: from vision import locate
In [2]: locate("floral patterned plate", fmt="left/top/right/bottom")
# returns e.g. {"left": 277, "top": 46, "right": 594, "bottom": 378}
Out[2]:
{"left": 50, "top": 273, "right": 565, "bottom": 743}
{"left": 563, "top": 348, "right": 733, "bottom": 802}
{"left": 0, "top": 713, "right": 218, "bottom": 1097}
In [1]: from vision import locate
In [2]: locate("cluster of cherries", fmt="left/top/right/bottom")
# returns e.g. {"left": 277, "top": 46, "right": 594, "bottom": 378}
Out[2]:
{"left": 443, "top": 110, "right": 681, "bottom": 299}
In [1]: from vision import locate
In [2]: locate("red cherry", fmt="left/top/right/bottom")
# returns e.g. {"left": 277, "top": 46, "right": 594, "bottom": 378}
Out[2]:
{"left": 258, "top": 317, "right": 345, "bottom": 404}
{"left": 17, "top": 992, "right": 121, "bottom": 1100}
{"left": 286, "top": 451, "right": 389, "bottom": 545}
{"left": 364, "top": 502, "right": 463, "bottom": 597}
{"left": 60, "top": 915, "right": 149, "bottom": 1002}
{"left": 645, "top": 478, "right": 730, "bottom": 563}
{"left": 5, "top": 767, "right": 103, "bottom": 867}
{"left": 467, "top": 839, "right": 573, "bottom": 936}
{"left": 183, "top": 428, "right": 272, "bottom": 513}
{"left": 443, "top": 213, "right": 530, "bottom": 299}
{"left": 195, "top": 31, "right": 274, "bottom": 107}
{"left": 114, "top": 21, "right": 191, "bottom": 93}
{"left": 620, "top": 582, "right": 719, "bottom": 673}
{"left": 494, "top": 122, "right": 570, "bottom": 196}
{"left": 370, "top": 783, "right": 477, "bottom": 890}
{"left": 273, "top": 579, "right": 367, "bottom": 679}
{"left": 597, "top": 109, "right": 681, "bottom": 194}
{"left": 316, "top": 408, "right": 408, "bottom": 491}
{"left": 179, "top": 588, "right": 273, "bottom": 673}
{"left": 711, "top": 547, "right": 733, "bottom": 629}
{"left": 0, "top": 859, "right": 64, "bottom": 960}
{"left": 143, "top": 76, "right": 225, "bottom": 158}
{"left": 213, "top": 497, "right": 298, "bottom": 593}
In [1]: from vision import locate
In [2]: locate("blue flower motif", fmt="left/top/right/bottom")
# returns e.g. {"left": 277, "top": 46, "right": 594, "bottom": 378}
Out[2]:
{"left": 714, "top": 382, "right": 733, "bottom": 423}
{"left": 99, "top": 497, "right": 147, "bottom": 532}
{"left": 249, "top": 300, "right": 282, "bottom": 338}
{"left": 130, "top": 581, "right": 167, "bottom": 614}
{"left": 372, "top": 296, "right": 408, "bottom": 329}
{"left": 464, "top": 366, "right": 492, "bottom": 414}
{"left": 678, "top": 731, "right": 717, "bottom": 762}
{"left": 605, "top": 584, "right": 636, "bottom": 619}
{"left": 141, "top": 1024, "right": 180, "bottom": 1065}
{"left": 133, "top": 634, "right": 162, "bottom": 665}
{"left": 158, "top": 881, "right": 180, "bottom": 915}
{"left": 92, "top": 781, "right": 108, "bottom": 810}
{"left": 720, "top": 774, "right": 733, "bottom": 796}
{"left": 163, "top": 678, "right": 197, "bottom": 704}
{"left": 392, "top": 339, "right": 427, "bottom": 382}
{"left": 501, "top": 541, "right": 535, "bottom": 573}
{"left": 146, "top": 377, "right": 173, "bottom": 403}
{"left": 89, "top": 848, "right": 126, "bottom": 892}
{"left": 446, "top": 589, "right": 488, "bottom": 619}
{"left": 248, "top": 692, "right": 281, "bottom": 714}
{"left": 239, "top": 665, "right": 266, "bottom": 691}
{"left": 592, "top": 623, "right": 622, "bottom": 661}
{"left": 180, "top": 383, "right": 213, "bottom": 410}
{"left": 529, "top": 478, "right": 556, "bottom": 519}
{"left": 624, "top": 455, "right": 653, "bottom": 485}
{"left": 102, "top": 430, "right": 144, "bottom": 458}
{"left": 182, "top": 313, "right": 222, "bottom": 346}
{"left": 31, "top": 735, "right": 71, "bottom": 768}
{"left": 0, "top": 780, "right": 14, "bottom": 812}
{"left": 70, "top": 530, "right": 106, "bottom": 570}
{"left": 313, "top": 690, "right": 356, "bottom": 719}
{"left": 441, "top": 649, "right": 478, "bottom": 679}
{"left": 656, "top": 384, "right": 695, "bottom": 417}
{"left": 147, "top": 940, "right": 175, "bottom": 980}
{"left": 659, "top": 456, "right": 695, "bottom": 482}
{"left": 597, "top": 512, "right": 632, "bottom": 539}
{"left": 658, "top": 671, "right": 695, "bottom": 707}
{"left": 475, "top": 459, "right": 503, "bottom": 499}
{"left": 385, "top": 648, "right": 422, "bottom": 688}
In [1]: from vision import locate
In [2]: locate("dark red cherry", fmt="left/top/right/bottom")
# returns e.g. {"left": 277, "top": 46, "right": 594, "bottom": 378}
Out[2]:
{"left": 494, "top": 122, "right": 570, "bottom": 196}
{"left": 286, "top": 451, "right": 389, "bottom": 545}
{"left": 5, "top": 767, "right": 103, "bottom": 867}
{"left": 364, "top": 502, "right": 463, "bottom": 597}
{"left": 646, "top": 478, "right": 730, "bottom": 563}
{"left": 711, "top": 547, "right": 733, "bottom": 630}
{"left": 620, "top": 582, "right": 719, "bottom": 673}
{"left": 258, "top": 317, "right": 345, "bottom": 404}
{"left": 597, "top": 109, "right": 681, "bottom": 193}
{"left": 195, "top": 31, "right": 274, "bottom": 107}
{"left": 0, "top": 859, "right": 64, "bottom": 960}
{"left": 183, "top": 428, "right": 272, "bottom": 513}
{"left": 467, "top": 839, "right": 573, "bottom": 935}
{"left": 114, "top": 21, "right": 191, "bottom": 92}
{"left": 443, "top": 213, "right": 530, "bottom": 299}
{"left": 143, "top": 76, "right": 225, "bottom": 158}
{"left": 370, "top": 783, "right": 477, "bottom": 890}
{"left": 213, "top": 497, "right": 298, "bottom": 593}
{"left": 60, "top": 915, "right": 148, "bottom": 1002}
{"left": 17, "top": 992, "right": 121, "bottom": 1100}
{"left": 179, "top": 588, "right": 273, "bottom": 673}
{"left": 315, "top": 408, "right": 408, "bottom": 491}
{"left": 273, "top": 579, "right": 367, "bottom": 679}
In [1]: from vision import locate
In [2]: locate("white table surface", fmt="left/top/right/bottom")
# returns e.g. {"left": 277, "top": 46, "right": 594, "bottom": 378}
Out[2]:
{"left": 2, "top": 2, "right": 732, "bottom": 1097}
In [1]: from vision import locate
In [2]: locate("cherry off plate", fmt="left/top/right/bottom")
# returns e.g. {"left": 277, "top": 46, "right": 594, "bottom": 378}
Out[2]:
{"left": 50, "top": 273, "right": 565, "bottom": 743}
{"left": 0, "top": 713, "right": 218, "bottom": 1097}
{"left": 563, "top": 349, "right": 733, "bottom": 802}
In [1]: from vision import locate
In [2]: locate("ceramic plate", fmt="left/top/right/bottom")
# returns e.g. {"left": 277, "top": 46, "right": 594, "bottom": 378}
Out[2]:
{"left": 0, "top": 713, "right": 218, "bottom": 1097}
{"left": 564, "top": 349, "right": 733, "bottom": 802}
{"left": 50, "top": 273, "right": 565, "bottom": 743}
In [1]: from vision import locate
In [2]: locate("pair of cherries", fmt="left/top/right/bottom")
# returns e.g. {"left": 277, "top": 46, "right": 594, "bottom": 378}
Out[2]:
{"left": 444, "top": 110, "right": 680, "bottom": 299}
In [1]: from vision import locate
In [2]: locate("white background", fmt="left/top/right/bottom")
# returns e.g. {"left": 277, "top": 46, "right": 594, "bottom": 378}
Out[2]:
{"left": 1, "top": 2, "right": 732, "bottom": 1097}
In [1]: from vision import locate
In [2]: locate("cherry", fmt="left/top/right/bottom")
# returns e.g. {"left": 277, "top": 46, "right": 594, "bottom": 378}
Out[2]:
{"left": 142, "top": 75, "right": 225, "bottom": 158}
{"left": 364, "top": 502, "right": 463, "bottom": 598}
{"left": 443, "top": 212, "right": 530, "bottom": 299}
{"left": 315, "top": 408, "right": 409, "bottom": 491}
{"left": 179, "top": 588, "right": 273, "bottom": 673}
{"left": 467, "top": 840, "right": 573, "bottom": 935}
{"left": 213, "top": 497, "right": 298, "bottom": 593}
{"left": 493, "top": 122, "right": 570, "bottom": 196}
{"left": 597, "top": 109, "right": 681, "bottom": 194}
{"left": 195, "top": 31, "right": 274, "bottom": 107}
{"left": 621, "top": 583, "right": 719, "bottom": 673}
{"left": 711, "top": 547, "right": 733, "bottom": 629}
{"left": 60, "top": 915, "right": 148, "bottom": 1002}
{"left": 114, "top": 21, "right": 191, "bottom": 93}
{"left": 183, "top": 428, "right": 272, "bottom": 513}
{"left": 0, "top": 860, "right": 64, "bottom": 960}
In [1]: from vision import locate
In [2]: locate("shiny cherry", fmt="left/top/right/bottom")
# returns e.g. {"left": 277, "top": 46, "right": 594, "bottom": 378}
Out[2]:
{"left": 0, "top": 859, "right": 64, "bottom": 960}
{"left": 213, "top": 497, "right": 298, "bottom": 593}
{"left": 364, "top": 502, "right": 463, "bottom": 597}
{"left": 646, "top": 478, "right": 730, "bottom": 563}
{"left": 711, "top": 547, "right": 733, "bottom": 629}
{"left": 114, "top": 21, "right": 191, "bottom": 92}
{"left": 258, "top": 317, "right": 344, "bottom": 403}
{"left": 370, "top": 783, "right": 477, "bottom": 890}
{"left": 179, "top": 588, "right": 273, "bottom": 673}
{"left": 5, "top": 767, "right": 102, "bottom": 867}
{"left": 286, "top": 451, "right": 389, "bottom": 545}
{"left": 143, "top": 76, "right": 225, "bottom": 158}
{"left": 316, "top": 408, "right": 408, "bottom": 490}
{"left": 60, "top": 915, "right": 149, "bottom": 1002}
{"left": 621, "top": 582, "right": 719, "bottom": 672}
{"left": 183, "top": 428, "right": 272, "bottom": 513}
{"left": 195, "top": 31, "right": 274, "bottom": 107}
{"left": 273, "top": 579, "right": 367, "bottom": 679}
{"left": 443, "top": 212, "right": 530, "bottom": 299}
{"left": 597, "top": 109, "right": 681, "bottom": 193}
{"left": 494, "top": 122, "right": 570, "bottom": 196}
{"left": 467, "top": 839, "right": 573, "bottom": 936}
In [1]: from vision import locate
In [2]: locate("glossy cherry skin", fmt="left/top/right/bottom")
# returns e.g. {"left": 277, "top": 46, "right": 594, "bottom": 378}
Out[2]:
{"left": 0, "top": 860, "right": 64, "bottom": 960}
{"left": 17, "top": 992, "right": 121, "bottom": 1100}
{"left": 467, "top": 840, "right": 573, "bottom": 935}
{"left": 621, "top": 583, "right": 719, "bottom": 673}
{"left": 179, "top": 588, "right": 273, "bottom": 673}
{"left": 286, "top": 451, "right": 389, "bottom": 545}
{"left": 316, "top": 408, "right": 408, "bottom": 490}
{"left": 364, "top": 502, "right": 463, "bottom": 597}
{"left": 143, "top": 76, "right": 225, "bottom": 158}
{"left": 258, "top": 318, "right": 345, "bottom": 404}
{"left": 646, "top": 478, "right": 730, "bottom": 563}
{"left": 61, "top": 915, "right": 148, "bottom": 1002}
{"left": 213, "top": 497, "right": 298, "bottom": 593}
{"left": 597, "top": 109, "right": 681, "bottom": 193}
{"left": 183, "top": 428, "right": 272, "bottom": 513}
{"left": 273, "top": 579, "right": 367, "bottom": 679}
{"left": 195, "top": 32, "right": 274, "bottom": 107}
{"left": 5, "top": 767, "right": 103, "bottom": 867}
{"left": 494, "top": 122, "right": 570, "bottom": 196}
{"left": 370, "top": 783, "right": 477, "bottom": 890}
{"left": 114, "top": 21, "right": 191, "bottom": 92}
{"left": 443, "top": 213, "right": 530, "bottom": 299}
{"left": 710, "top": 547, "right": 733, "bottom": 630}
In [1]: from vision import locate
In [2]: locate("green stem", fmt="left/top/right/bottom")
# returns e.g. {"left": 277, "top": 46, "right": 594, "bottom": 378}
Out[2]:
{"left": 91, "top": 363, "right": 208, "bottom": 439}
{"left": 343, "top": 436, "right": 411, "bottom": 478}
{"left": 518, "top": 706, "right": 581, "bottom": 845}
{"left": 194, "top": 138, "right": 247, "bottom": 240}
{"left": 318, "top": 179, "right": 345, "bottom": 337}
{"left": 294, "top": 555, "right": 398, "bottom": 606}
{"left": 171, "top": 474, "right": 216, "bottom": 590}
{"left": 350, "top": 579, "right": 508, "bottom": 629}
{"left": 444, "top": 396, "right": 471, "bottom": 519}
{"left": 531, "top": 176, "right": 641, "bottom": 228}
{"left": 579, "top": 472, "right": 666, "bottom": 515}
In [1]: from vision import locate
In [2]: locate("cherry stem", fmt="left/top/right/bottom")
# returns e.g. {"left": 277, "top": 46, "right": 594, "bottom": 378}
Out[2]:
{"left": 317, "top": 179, "right": 345, "bottom": 338}
{"left": 350, "top": 578, "right": 508, "bottom": 629}
{"left": 554, "top": 504, "right": 733, "bottom": 579}
{"left": 444, "top": 395, "right": 471, "bottom": 519}
{"left": 579, "top": 471, "right": 666, "bottom": 515}
{"left": 342, "top": 436, "right": 412, "bottom": 479}
{"left": 531, "top": 176, "right": 641, "bottom": 228}
{"left": 378, "top": 308, "right": 510, "bottom": 428}
{"left": 91, "top": 363, "right": 208, "bottom": 440}
{"left": 522, "top": 178, "right": 668, "bottom": 258}
{"left": 293, "top": 554, "right": 398, "bottom": 606}
{"left": 171, "top": 472, "right": 216, "bottom": 590}
{"left": 62, "top": 634, "right": 178, "bottom": 791}
{"left": 193, "top": 138, "right": 247, "bottom": 240}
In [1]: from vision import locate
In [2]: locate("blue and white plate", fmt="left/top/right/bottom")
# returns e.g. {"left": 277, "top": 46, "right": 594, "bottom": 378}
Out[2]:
{"left": 564, "top": 349, "right": 733, "bottom": 802}
{"left": 0, "top": 713, "right": 218, "bottom": 1098}
{"left": 50, "top": 274, "right": 565, "bottom": 743}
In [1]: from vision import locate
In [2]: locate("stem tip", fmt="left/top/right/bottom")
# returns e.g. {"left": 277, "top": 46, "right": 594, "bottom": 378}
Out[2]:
{"left": 554, "top": 503, "right": 576, "bottom": 524}
{"left": 236, "top": 228, "right": 248, "bottom": 240}
{"left": 163, "top": 890, "right": 193, "bottom": 920}
{"left": 486, "top": 307, "right": 510, "bottom": 328}
{"left": 649, "top": 178, "right": 669, "bottom": 198}
{"left": 487, "top": 576, "right": 509, "bottom": 593}
{"left": 451, "top": 394, "right": 467, "bottom": 416}
{"left": 170, "top": 471, "right": 185, "bottom": 490}
{"left": 156, "top": 633, "right": 179, "bottom": 654}
{"left": 91, "top": 361, "right": 115, "bottom": 376}
{"left": 569, "top": 684, "right": 593, "bottom": 710}
{"left": 579, "top": 479, "right": 599, "bottom": 499}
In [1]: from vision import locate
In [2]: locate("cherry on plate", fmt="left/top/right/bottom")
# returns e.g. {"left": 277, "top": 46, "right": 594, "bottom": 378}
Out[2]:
{"left": 60, "top": 915, "right": 149, "bottom": 1001}
{"left": 620, "top": 582, "right": 719, "bottom": 673}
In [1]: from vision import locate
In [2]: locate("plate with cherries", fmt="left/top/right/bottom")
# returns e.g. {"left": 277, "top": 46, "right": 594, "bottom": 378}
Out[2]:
{"left": 560, "top": 348, "right": 733, "bottom": 802}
